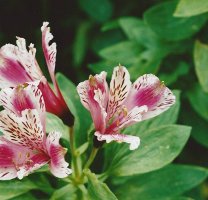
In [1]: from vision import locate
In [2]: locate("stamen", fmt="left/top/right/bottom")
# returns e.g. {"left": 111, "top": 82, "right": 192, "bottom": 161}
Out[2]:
{"left": 18, "top": 152, "right": 22, "bottom": 159}
{"left": 122, "top": 106, "right": 128, "bottom": 117}
{"left": 89, "top": 75, "right": 97, "bottom": 87}
{"left": 116, "top": 120, "right": 120, "bottom": 126}
{"left": 26, "top": 152, "right": 30, "bottom": 158}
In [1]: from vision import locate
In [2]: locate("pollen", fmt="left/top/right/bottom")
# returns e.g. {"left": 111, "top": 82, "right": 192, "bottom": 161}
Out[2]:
{"left": 89, "top": 75, "right": 96, "bottom": 86}
{"left": 122, "top": 107, "right": 128, "bottom": 117}
{"left": 26, "top": 152, "right": 30, "bottom": 158}
{"left": 18, "top": 152, "right": 22, "bottom": 159}
{"left": 116, "top": 119, "right": 120, "bottom": 126}
{"left": 160, "top": 81, "right": 165, "bottom": 86}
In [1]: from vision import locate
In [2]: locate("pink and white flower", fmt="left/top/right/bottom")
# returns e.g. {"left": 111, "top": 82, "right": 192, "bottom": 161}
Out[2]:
{"left": 0, "top": 84, "right": 72, "bottom": 180}
{"left": 0, "top": 22, "right": 74, "bottom": 126}
{"left": 77, "top": 66, "right": 175, "bottom": 150}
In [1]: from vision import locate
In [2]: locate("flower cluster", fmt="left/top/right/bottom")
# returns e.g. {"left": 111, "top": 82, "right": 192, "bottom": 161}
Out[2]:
{"left": 0, "top": 22, "right": 72, "bottom": 180}
{"left": 0, "top": 22, "right": 74, "bottom": 126}
{"left": 0, "top": 22, "right": 175, "bottom": 181}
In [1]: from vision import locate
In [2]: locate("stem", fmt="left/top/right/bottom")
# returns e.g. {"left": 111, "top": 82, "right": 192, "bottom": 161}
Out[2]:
{"left": 83, "top": 147, "right": 99, "bottom": 169}
{"left": 69, "top": 127, "right": 80, "bottom": 178}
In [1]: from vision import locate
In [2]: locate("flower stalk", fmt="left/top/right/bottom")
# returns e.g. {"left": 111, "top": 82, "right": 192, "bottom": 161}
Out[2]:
{"left": 69, "top": 127, "right": 80, "bottom": 180}
{"left": 83, "top": 147, "right": 99, "bottom": 170}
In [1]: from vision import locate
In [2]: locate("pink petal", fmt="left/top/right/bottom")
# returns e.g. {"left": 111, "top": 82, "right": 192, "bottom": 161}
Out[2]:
{"left": 15, "top": 37, "right": 43, "bottom": 80}
{"left": 41, "top": 22, "right": 61, "bottom": 96}
{"left": 16, "top": 153, "right": 49, "bottom": 180}
{"left": 117, "top": 105, "right": 148, "bottom": 130}
{"left": 77, "top": 72, "right": 108, "bottom": 133}
{"left": 107, "top": 66, "right": 131, "bottom": 120}
{"left": 95, "top": 131, "right": 140, "bottom": 150}
{"left": 0, "top": 83, "right": 45, "bottom": 125}
{"left": 46, "top": 131, "right": 72, "bottom": 178}
{"left": 0, "top": 109, "right": 44, "bottom": 150}
{"left": 0, "top": 37, "right": 42, "bottom": 89}
{"left": 41, "top": 22, "right": 71, "bottom": 119}
{"left": 38, "top": 81, "right": 73, "bottom": 125}
{"left": 0, "top": 137, "right": 49, "bottom": 180}
{"left": 0, "top": 45, "right": 32, "bottom": 88}
{"left": 0, "top": 167, "right": 17, "bottom": 180}
{"left": 124, "top": 74, "right": 175, "bottom": 120}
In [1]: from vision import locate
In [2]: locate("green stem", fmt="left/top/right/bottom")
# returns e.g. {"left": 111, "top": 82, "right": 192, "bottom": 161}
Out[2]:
{"left": 84, "top": 147, "right": 99, "bottom": 169}
{"left": 69, "top": 127, "right": 80, "bottom": 178}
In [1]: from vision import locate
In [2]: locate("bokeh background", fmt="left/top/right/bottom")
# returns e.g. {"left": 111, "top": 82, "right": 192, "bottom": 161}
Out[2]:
{"left": 1, "top": 0, "right": 208, "bottom": 199}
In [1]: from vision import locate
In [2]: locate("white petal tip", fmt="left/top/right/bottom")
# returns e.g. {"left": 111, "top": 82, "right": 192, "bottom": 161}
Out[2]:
{"left": 95, "top": 131, "right": 140, "bottom": 150}
{"left": 129, "top": 137, "right": 140, "bottom": 150}
{"left": 41, "top": 22, "right": 49, "bottom": 31}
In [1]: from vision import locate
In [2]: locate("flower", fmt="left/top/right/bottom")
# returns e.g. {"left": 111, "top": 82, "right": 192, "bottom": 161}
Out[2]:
{"left": 0, "top": 84, "right": 72, "bottom": 180}
{"left": 77, "top": 66, "right": 175, "bottom": 150}
{"left": 0, "top": 22, "right": 74, "bottom": 126}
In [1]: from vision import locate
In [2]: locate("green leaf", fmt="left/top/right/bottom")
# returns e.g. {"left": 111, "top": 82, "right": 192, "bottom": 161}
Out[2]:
{"left": 118, "top": 17, "right": 161, "bottom": 48}
{"left": 117, "top": 17, "right": 189, "bottom": 79}
{"left": 127, "top": 49, "right": 162, "bottom": 80}
{"left": 46, "top": 112, "right": 68, "bottom": 141}
{"left": 73, "top": 21, "right": 92, "bottom": 67}
{"left": 0, "top": 179, "right": 37, "bottom": 200}
{"left": 50, "top": 183, "right": 77, "bottom": 200}
{"left": 159, "top": 62, "right": 189, "bottom": 86}
{"left": 99, "top": 41, "right": 143, "bottom": 66}
{"left": 108, "top": 125, "right": 191, "bottom": 176}
{"left": 10, "top": 193, "right": 37, "bottom": 200}
{"left": 79, "top": 0, "right": 113, "bottom": 22}
{"left": 29, "top": 173, "right": 53, "bottom": 195}
{"left": 160, "top": 198, "right": 193, "bottom": 200}
{"left": 85, "top": 170, "right": 118, "bottom": 200}
{"left": 119, "top": 17, "right": 189, "bottom": 54}
{"left": 174, "top": 0, "right": 208, "bottom": 17}
{"left": 56, "top": 73, "right": 92, "bottom": 146}
{"left": 101, "top": 20, "right": 120, "bottom": 32}
{"left": 88, "top": 60, "right": 116, "bottom": 79}
{"left": 194, "top": 40, "right": 208, "bottom": 93}
{"left": 144, "top": 1, "right": 208, "bottom": 41}
{"left": 188, "top": 84, "right": 208, "bottom": 121}
{"left": 114, "top": 165, "right": 207, "bottom": 200}
{"left": 180, "top": 104, "right": 208, "bottom": 148}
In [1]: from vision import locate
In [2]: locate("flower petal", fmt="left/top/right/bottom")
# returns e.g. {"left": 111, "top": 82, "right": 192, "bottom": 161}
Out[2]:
{"left": 46, "top": 131, "right": 72, "bottom": 178}
{"left": 0, "top": 37, "right": 42, "bottom": 89}
{"left": 95, "top": 131, "right": 140, "bottom": 150}
{"left": 41, "top": 22, "right": 56, "bottom": 85}
{"left": 0, "top": 167, "right": 17, "bottom": 180}
{"left": 124, "top": 74, "right": 175, "bottom": 120}
{"left": 0, "top": 109, "right": 44, "bottom": 150}
{"left": 0, "top": 83, "right": 45, "bottom": 124}
{"left": 77, "top": 72, "right": 108, "bottom": 133}
{"left": 0, "top": 137, "right": 49, "bottom": 180}
{"left": 118, "top": 105, "right": 148, "bottom": 129}
{"left": 16, "top": 153, "right": 49, "bottom": 179}
{"left": 41, "top": 22, "right": 62, "bottom": 96}
{"left": 15, "top": 37, "right": 43, "bottom": 80}
{"left": 107, "top": 66, "right": 131, "bottom": 120}
{"left": 0, "top": 44, "right": 32, "bottom": 88}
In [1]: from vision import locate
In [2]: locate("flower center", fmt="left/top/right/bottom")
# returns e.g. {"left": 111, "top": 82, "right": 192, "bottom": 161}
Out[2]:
{"left": 106, "top": 105, "right": 129, "bottom": 132}
{"left": 13, "top": 151, "right": 33, "bottom": 170}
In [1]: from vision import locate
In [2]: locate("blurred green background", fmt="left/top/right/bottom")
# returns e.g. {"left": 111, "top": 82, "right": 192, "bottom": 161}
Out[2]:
{"left": 1, "top": 0, "right": 208, "bottom": 199}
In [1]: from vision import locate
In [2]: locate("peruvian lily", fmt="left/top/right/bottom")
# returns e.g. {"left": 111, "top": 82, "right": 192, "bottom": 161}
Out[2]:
{"left": 77, "top": 66, "right": 175, "bottom": 150}
{"left": 0, "top": 84, "right": 72, "bottom": 180}
{"left": 0, "top": 22, "right": 74, "bottom": 126}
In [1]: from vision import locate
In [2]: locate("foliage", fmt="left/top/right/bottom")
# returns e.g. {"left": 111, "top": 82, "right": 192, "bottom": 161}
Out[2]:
{"left": 0, "top": 0, "right": 208, "bottom": 199}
